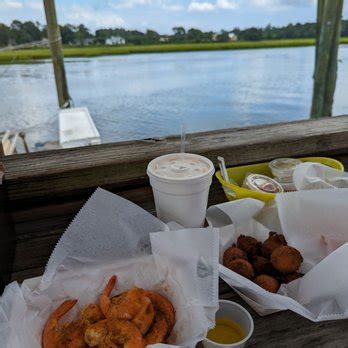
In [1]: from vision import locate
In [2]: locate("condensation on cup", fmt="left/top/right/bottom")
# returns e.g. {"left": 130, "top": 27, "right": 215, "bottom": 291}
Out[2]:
{"left": 147, "top": 153, "right": 215, "bottom": 228}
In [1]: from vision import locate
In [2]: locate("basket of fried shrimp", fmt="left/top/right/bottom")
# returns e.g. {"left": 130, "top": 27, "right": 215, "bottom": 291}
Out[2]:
{"left": 207, "top": 189, "right": 348, "bottom": 322}
{"left": 0, "top": 189, "right": 219, "bottom": 348}
{"left": 43, "top": 275, "right": 175, "bottom": 347}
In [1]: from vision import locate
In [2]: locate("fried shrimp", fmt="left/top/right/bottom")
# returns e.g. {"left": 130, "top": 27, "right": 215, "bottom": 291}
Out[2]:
{"left": 132, "top": 296, "right": 155, "bottom": 334}
{"left": 144, "top": 312, "right": 168, "bottom": 346}
{"left": 79, "top": 304, "right": 105, "bottom": 328}
{"left": 100, "top": 276, "right": 145, "bottom": 320}
{"left": 43, "top": 276, "right": 176, "bottom": 347}
{"left": 107, "top": 319, "right": 144, "bottom": 348}
{"left": 99, "top": 275, "right": 117, "bottom": 317}
{"left": 60, "top": 322, "right": 87, "bottom": 348}
{"left": 84, "top": 319, "right": 108, "bottom": 346}
{"left": 42, "top": 299, "right": 78, "bottom": 348}
{"left": 85, "top": 319, "right": 144, "bottom": 348}
{"left": 144, "top": 291, "right": 175, "bottom": 333}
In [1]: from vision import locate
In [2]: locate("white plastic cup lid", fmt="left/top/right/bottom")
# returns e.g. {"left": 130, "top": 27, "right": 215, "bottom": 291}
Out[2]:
{"left": 147, "top": 153, "right": 215, "bottom": 183}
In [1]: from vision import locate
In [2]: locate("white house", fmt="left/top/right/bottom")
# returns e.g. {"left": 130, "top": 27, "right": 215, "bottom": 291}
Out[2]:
{"left": 105, "top": 36, "right": 126, "bottom": 45}
{"left": 212, "top": 33, "right": 219, "bottom": 42}
{"left": 83, "top": 38, "right": 94, "bottom": 46}
{"left": 159, "top": 36, "right": 169, "bottom": 43}
{"left": 228, "top": 33, "right": 238, "bottom": 41}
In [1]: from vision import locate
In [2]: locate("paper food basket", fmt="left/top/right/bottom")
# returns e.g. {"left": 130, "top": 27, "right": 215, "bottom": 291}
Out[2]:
{"left": 0, "top": 188, "right": 220, "bottom": 348}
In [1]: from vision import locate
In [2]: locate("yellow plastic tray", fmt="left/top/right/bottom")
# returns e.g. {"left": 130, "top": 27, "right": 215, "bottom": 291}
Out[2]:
{"left": 216, "top": 157, "right": 344, "bottom": 202}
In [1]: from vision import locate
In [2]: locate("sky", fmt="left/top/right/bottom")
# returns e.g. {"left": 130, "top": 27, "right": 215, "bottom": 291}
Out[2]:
{"left": 0, "top": 0, "right": 347, "bottom": 34}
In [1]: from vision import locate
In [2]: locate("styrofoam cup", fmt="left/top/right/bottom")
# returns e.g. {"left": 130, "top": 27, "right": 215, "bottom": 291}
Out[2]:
{"left": 202, "top": 300, "right": 254, "bottom": 348}
{"left": 147, "top": 153, "right": 215, "bottom": 228}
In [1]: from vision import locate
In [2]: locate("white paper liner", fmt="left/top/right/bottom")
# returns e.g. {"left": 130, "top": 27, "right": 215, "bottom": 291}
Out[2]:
{"left": 294, "top": 162, "right": 348, "bottom": 190}
{"left": 207, "top": 188, "right": 348, "bottom": 322}
{"left": 0, "top": 188, "right": 219, "bottom": 348}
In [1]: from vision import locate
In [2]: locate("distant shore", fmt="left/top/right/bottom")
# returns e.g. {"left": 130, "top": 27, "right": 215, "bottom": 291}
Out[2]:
{"left": 1, "top": 38, "right": 348, "bottom": 64}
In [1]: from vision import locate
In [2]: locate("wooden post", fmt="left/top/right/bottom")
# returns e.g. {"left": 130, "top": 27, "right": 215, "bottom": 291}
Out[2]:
{"left": 310, "top": 0, "right": 343, "bottom": 118}
{"left": 43, "top": 0, "right": 71, "bottom": 108}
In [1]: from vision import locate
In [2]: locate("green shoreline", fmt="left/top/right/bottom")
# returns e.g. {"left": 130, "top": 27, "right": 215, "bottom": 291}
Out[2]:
{"left": 1, "top": 38, "right": 348, "bottom": 64}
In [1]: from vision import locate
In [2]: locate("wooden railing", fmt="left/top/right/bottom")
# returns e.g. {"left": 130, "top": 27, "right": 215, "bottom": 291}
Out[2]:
{"left": 1, "top": 115, "right": 348, "bottom": 287}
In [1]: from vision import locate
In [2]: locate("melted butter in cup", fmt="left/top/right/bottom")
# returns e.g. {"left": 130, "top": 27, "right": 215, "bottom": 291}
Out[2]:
{"left": 203, "top": 300, "right": 254, "bottom": 348}
{"left": 207, "top": 318, "right": 245, "bottom": 344}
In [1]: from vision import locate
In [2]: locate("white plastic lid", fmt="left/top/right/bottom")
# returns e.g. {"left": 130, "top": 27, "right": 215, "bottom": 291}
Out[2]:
{"left": 147, "top": 153, "right": 215, "bottom": 183}
{"left": 244, "top": 174, "right": 284, "bottom": 193}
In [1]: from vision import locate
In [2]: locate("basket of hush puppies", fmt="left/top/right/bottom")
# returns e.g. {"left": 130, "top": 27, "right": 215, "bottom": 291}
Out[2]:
{"left": 209, "top": 190, "right": 348, "bottom": 321}
{"left": 223, "top": 232, "right": 303, "bottom": 294}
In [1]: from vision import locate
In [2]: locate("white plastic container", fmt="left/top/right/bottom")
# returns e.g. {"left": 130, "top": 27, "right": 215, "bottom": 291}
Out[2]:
{"left": 242, "top": 173, "right": 284, "bottom": 194}
{"left": 147, "top": 153, "right": 215, "bottom": 228}
{"left": 59, "top": 107, "right": 101, "bottom": 148}
{"left": 203, "top": 300, "right": 254, "bottom": 348}
{"left": 269, "top": 158, "right": 302, "bottom": 181}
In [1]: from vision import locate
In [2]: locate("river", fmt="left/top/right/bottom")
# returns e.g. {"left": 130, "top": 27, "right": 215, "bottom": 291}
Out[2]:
{"left": 0, "top": 46, "right": 347, "bottom": 149}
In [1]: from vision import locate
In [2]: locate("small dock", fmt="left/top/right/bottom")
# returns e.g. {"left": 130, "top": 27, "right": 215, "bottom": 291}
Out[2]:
{"left": 1, "top": 116, "right": 348, "bottom": 346}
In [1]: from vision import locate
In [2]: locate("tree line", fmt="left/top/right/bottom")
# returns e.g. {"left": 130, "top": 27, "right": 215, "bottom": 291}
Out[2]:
{"left": 1, "top": 19, "right": 348, "bottom": 47}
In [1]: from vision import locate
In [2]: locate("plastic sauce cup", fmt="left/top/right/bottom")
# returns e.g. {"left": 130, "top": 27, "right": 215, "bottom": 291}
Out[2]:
{"left": 147, "top": 153, "right": 215, "bottom": 228}
{"left": 269, "top": 158, "right": 302, "bottom": 180}
{"left": 203, "top": 300, "right": 254, "bottom": 348}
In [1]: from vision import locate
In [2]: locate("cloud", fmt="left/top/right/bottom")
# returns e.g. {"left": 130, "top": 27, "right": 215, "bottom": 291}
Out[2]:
{"left": 109, "top": 0, "right": 159, "bottom": 9}
{"left": 0, "top": 0, "right": 23, "bottom": 9}
{"left": 66, "top": 5, "right": 125, "bottom": 29}
{"left": 188, "top": 1, "right": 215, "bottom": 12}
{"left": 216, "top": 0, "right": 238, "bottom": 10}
{"left": 27, "top": 1, "right": 42, "bottom": 10}
{"left": 251, "top": 0, "right": 314, "bottom": 10}
{"left": 162, "top": 4, "right": 184, "bottom": 11}
{"left": 110, "top": 0, "right": 183, "bottom": 11}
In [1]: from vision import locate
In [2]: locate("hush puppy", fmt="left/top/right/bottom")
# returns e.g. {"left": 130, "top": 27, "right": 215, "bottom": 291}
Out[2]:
{"left": 281, "top": 272, "right": 303, "bottom": 284}
{"left": 226, "top": 259, "right": 255, "bottom": 279}
{"left": 262, "top": 232, "right": 287, "bottom": 258}
{"left": 271, "top": 246, "right": 303, "bottom": 274}
{"left": 223, "top": 246, "right": 248, "bottom": 267}
{"left": 237, "top": 235, "right": 260, "bottom": 256}
{"left": 252, "top": 255, "right": 277, "bottom": 276}
{"left": 254, "top": 274, "right": 280, "bottom": 293}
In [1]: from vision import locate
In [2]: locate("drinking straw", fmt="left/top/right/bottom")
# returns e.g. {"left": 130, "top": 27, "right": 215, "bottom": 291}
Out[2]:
{"left": 218, "top": 156, "right": 230, "bottom": 183}
{"left": 180, "top": 122, "right": 186, "bottom": 154}
{"left": 218, "top": 156, "right": 237, "bottom": 198}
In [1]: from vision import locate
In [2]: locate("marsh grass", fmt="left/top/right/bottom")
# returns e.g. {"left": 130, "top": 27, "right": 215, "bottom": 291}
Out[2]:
{"left": 1, "top": 38, "right": 348, "bottom": 64}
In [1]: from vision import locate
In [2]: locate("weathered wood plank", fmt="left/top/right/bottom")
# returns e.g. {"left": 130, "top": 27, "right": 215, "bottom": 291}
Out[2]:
{"left": 3, "top": 116, "right": 348, "bottom": 201}
{"left": 6, "top": 181, "right": 225, "bottom": 277}
{"left": 221, "top": 290, "right": 348, "bottom": 347}
{"left": 0, "top": 165, "right": 15, "bottom": 288}
{"left": 10, "top": 266, "right": 45, "bottom": 283}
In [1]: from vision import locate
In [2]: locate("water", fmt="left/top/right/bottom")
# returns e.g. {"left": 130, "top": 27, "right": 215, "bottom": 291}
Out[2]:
{"left": 0, "top": 46, "right": 347, "bottom": 149}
